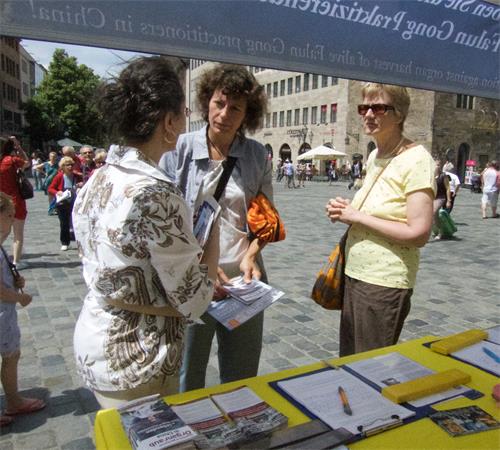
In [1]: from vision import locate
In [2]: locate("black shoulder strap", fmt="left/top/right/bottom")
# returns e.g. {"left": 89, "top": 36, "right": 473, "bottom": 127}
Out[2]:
{"left": 0, "top": 245, "right": 19, "bottom": 279}
{"left": 213, "top": 156, "right": 237, "bottom": 203}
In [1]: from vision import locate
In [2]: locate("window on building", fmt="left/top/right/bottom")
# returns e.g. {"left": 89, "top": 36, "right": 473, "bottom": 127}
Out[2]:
{"left": 302, "top": 107, "right": 309, "bottom": 125}
{"left": 311, "top": 106, "right": 318, "bottom": 124}
{"left": 331, "top": 77, "right": 338, "bottom": 86}
{"left": 2, "top": 82, "right": 5, "bottom": 99}
{"left": 265, "top": 113, "right": 271, "bottom": 128}
{"left": 456, "top": 94, "right": 474, "bottom": 109}
{"left": 279, "top": 111, "right": 285, "bottom": 127}
{"left": 280, "top": 79, "right": 285, "bottom": 96}
{"left": 1, "top": 54, "right": 4, "bottom": 71}
{"left": 320, "top": 105, "right": 327, "bottom": 123}
{"left": 312, "top": 74, "right": 319, "bottom": 89}
{"left": 272, "top": 112, "right": 277, "bottom": 128}
{"left": 295, "top": 75, "right": 301, "bottom": 93}
{"left": 330, "top": 103, "right": 338, "bottom": 123}
{"left": 273, "top": 82, "right": 278, "bottom": 97}
{"left": 294, "top": 108, "right": 300, "bottom": 125}
{"left": 478, "top": 154, "right": 489, "bottom": 168}
{"left": 287, "top": 77, "right": 293, "bottom": 95}
{"left": 22, "top": 82, "right": 28, "bottom": 96}
{"left": 286, "top": 109, "right": 292, "bottom": 126}
{"left": 321, "top": 76, "right": 328, "bottom": 87}
{"left": 266, "top": 83, "right": 271, "bottom": 98}
{"left": 21, "top": 59, "right": 28, "bottom": 74}
{"left": 303, "top": 73, "right": 310, "bottom": 91}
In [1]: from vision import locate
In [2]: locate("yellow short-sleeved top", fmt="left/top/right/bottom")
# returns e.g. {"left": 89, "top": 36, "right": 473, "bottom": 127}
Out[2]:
{"left": 345, "top": 145, "right": 436, "bottom": 289}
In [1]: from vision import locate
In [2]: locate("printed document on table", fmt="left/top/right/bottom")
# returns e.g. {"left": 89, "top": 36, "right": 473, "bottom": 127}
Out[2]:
{"left": 276, "top": 368, "right": 414, "bottom": 435}
{"left": 452, "top": 341, "right": 500, "bottom": 376}
{"left": 345, "top": 352, "right": 471, "bottom": 407}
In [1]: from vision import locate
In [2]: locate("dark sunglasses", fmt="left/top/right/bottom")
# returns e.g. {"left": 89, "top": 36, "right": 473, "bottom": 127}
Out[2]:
{"left": 358, "top": 104, "right": 396, "bottom": 116}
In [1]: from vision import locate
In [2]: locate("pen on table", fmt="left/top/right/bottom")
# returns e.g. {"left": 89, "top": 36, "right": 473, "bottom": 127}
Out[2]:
{"left": 482, "top": 346, "right": 500, "bottom": 364}
{"left": 338, "top": 386, "right": 352, "bottom": 416}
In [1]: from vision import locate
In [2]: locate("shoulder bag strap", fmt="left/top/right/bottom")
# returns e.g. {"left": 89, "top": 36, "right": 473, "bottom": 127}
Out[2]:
{"left": 0, "top": 245, "right": 20, "bottom": 280}
{"left": 213, "top": 156, "right": 237, "bottom": 203}
{"left": 356, "top": 157, "right": 394, "bottom": 211}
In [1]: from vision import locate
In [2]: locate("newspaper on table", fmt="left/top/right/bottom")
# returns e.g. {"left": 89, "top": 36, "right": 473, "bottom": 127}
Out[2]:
{"left": 206, "top": 277, "right": 284, "bottom": 330}
{"left": 210, "top": 386, "right": 288, "bottom": 438}
{"left": 171, "top": 397, "right": 244, "bottom": 449}
{"left": 192, "top": 196, "right": 220, "bottom": 249}
{"left": 118, "top": 394, "right": 198, "bottom": 450}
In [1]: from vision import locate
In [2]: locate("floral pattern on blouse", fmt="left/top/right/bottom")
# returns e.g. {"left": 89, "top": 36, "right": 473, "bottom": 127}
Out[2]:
{"left": 72, "top": 145, "right": 213, "bottom": 391}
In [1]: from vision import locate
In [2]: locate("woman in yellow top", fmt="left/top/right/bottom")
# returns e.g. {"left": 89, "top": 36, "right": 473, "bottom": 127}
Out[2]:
{"left": 326, "top": 83, "right": 435, "bottom": 356}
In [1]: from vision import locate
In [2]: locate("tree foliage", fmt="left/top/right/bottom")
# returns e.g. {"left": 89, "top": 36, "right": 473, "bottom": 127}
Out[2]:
{"left": 24, "top": 49, "right": 105, "bottom": 147}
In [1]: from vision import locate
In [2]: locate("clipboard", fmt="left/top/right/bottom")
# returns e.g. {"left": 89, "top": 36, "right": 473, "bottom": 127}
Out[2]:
{"left": 423, "top": 339, "right": 499, "bottom": 378}
{"left": 269, "top": 365, "right": 426, "bottom": 444}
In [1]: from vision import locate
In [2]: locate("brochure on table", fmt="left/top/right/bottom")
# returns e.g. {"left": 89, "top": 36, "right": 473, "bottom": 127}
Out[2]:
{"left": 207, "top": 276, "right": 284, "bottom": 330}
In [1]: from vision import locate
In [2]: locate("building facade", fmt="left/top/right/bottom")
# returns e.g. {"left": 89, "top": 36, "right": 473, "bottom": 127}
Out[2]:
{"left": 0, "top": 36, "right": 22, "bottom": 139}
{"left": 187, "top": 62, "right": 500, "bottom": 181}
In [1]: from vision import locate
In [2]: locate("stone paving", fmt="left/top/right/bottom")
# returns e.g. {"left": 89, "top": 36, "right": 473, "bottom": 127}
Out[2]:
{"left": 0, "top": 179, "right": 498, "bottom": 449}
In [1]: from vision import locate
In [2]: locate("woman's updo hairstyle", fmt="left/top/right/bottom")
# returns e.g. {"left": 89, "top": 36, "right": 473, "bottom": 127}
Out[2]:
{"left": 97, "top": 56, "right": 185, "bottom": 144}
{"left": 196, "top": 64, "right": 267, "bottom": 136}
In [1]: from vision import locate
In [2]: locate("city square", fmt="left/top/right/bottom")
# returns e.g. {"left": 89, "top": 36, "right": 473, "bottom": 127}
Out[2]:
{"left": 0, "top": 178, "right": 498, "bottom": 449}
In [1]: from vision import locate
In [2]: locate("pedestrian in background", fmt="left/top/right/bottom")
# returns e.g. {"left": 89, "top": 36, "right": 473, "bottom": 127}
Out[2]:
{"left": 93, "top": 149, "right": 108, "bottom": 168}
{"left": 326, "top": 83, "right": 435, "bottom": 356}
{"left": 79, "top": 146, "right": 96, "bottom": 184}
{"left": 48, "top": 156, "right": 83, "bottom": 251}
{"left": 445, "top": 170, "right": 461, "bottom": 213}
{"left": 30, "top": 151, "right": 43, "bottom": 191}
{"left": 0, "top": 136, "right": 30, "bottom": 269}
{"left": 166, "top": 63, "right": 272, "bottom": 392}
{"left": 35, "top": 151, "right": 59, "bottom": 215}
{"left": 433, "top": 160, "right": 452, "bottom": 239}
{"left": 72, "top": 56, "right": 218, "bottom": 409}
{"left": 0, "top": 192, "right": 45, "bottom": 426}
{"left": 480, "top": 160, "right": 499, "bottom": 219}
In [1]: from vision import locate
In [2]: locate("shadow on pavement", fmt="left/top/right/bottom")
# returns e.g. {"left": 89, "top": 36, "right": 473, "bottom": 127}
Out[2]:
{"left": 0, "top": 387, "right": 99, "bottom": 435}
{"left": 24, "top": 261, "right": 82, "bottom": 269}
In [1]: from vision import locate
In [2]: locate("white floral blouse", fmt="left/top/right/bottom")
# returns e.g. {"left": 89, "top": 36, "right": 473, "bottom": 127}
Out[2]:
{"left": 72, "top": 145, "right": 213, "bottom": 391}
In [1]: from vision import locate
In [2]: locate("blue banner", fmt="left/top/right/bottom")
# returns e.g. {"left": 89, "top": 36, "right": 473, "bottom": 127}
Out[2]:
{"left": 1, "top": 0, "right": 499, "bottom": 98}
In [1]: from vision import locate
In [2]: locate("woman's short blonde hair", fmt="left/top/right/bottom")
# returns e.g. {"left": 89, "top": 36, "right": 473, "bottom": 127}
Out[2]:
{"left": 59, "top": 156, "right": 74, "bottom": 169}
{"left": 361, "top": 83, "right": 410, "bottom": 130}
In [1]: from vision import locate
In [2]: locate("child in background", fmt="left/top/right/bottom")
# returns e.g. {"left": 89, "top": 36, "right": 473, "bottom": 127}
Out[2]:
{"left": 0, "top": 192, "right": 45, "bottom": 426}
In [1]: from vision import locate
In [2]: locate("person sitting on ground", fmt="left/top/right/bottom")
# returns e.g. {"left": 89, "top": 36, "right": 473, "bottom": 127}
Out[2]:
{"left": 480, "top": 160, "right": 499, "bottom": 219}
{"left": 48, "top": 156, "right": 83, "bottom": 251}
{"left": 0, "top": 192, "right": 45, "bottom": 426}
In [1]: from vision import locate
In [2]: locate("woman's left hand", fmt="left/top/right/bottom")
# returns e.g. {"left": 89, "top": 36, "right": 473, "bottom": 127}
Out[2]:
{"left": 326, "top": 197, "right": 361, "bottom": 225}
{"left": 240, "top": 254, "right": 261, "bottom": 283}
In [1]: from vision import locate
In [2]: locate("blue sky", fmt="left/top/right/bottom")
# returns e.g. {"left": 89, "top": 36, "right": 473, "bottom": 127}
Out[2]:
{"left": 21, "top": 39, "right": 148, "bottom": 78}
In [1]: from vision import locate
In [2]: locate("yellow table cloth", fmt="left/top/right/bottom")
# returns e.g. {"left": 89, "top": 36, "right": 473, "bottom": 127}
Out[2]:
{"left": 94, "top": 336, "right": 500, "bottom": 449}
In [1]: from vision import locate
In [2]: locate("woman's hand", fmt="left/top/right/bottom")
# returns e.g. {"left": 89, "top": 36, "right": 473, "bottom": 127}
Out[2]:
{"left": 213, "top": 266, "right": 230, "bottom": 301}
{"left": 14, "top": 275, "right": 25, "bottom": 289}
{"left": 240, "top": 253, "right": 262, "bottom": 283}
{"left": 18, "top": 293, "right": 32, "bottom": 307}
{"left": 326, "top": 197, "right": 361, "bottom": 225}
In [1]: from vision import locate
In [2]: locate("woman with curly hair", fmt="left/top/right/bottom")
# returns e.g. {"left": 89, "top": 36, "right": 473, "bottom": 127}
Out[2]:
{"left": 163, "top": 64, "right": 272, "bottom": 391}
{"left": 72, "top": 56, "right": 219, "bottom": 408}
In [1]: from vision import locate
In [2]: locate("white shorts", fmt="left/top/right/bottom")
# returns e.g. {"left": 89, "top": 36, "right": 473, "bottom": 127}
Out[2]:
{"left": 482, "top": 191, "right": 499, "bottom": 207}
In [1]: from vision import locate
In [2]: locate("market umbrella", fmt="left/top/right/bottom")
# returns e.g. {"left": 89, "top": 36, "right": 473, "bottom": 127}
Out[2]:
{"left": 297, "top": 145, "right": 346, "bottom": 160}
{"left": 57, "top": 137, "right": 83, "bottom": 148}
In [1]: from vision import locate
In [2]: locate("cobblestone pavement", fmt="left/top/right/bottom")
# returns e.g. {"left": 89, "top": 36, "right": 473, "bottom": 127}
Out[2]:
{"left": 1, "top": 180, "right": 498, "bottom": 449}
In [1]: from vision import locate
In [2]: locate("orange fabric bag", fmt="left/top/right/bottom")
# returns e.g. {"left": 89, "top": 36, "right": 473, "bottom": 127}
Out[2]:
{"left": 247, "top": 192, "right": 286, "bottom": 243}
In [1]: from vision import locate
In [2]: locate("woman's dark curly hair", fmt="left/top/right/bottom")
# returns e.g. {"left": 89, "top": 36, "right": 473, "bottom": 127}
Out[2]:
{"left": 196, "top": 64, "right": 267, "bottom": 135}
{"left": 97, "top": 56, "right": 185, "bottom": 144}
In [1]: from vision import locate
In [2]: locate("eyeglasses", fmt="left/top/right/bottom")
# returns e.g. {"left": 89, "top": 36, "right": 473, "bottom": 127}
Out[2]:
{"left": 185, "top": 107, "right": 192, "bottom": 117}
{"left": 357, "top": 104, "right": 396, "bottom": 116}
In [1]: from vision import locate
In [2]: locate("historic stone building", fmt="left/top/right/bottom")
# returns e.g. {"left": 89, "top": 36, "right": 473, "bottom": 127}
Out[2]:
{"left": 187, "top": 61, "right": 499, "bottom": 180}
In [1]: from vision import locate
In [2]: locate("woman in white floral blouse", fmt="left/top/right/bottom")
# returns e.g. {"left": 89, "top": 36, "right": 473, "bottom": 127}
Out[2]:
{"left": 72, "top": 57, "right": 219, "bottom": 408}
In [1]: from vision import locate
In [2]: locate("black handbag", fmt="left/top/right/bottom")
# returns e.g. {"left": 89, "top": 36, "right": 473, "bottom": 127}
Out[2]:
{"left": 17, "top": 168, "right": 34, "bottom": 200}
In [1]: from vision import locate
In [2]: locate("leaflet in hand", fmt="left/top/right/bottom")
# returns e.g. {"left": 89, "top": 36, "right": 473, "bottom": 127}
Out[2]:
{"left": 118, "top": 395, "right": 197, "bottom": 450}
{"left": 206, "top": 277, "right": 284, "bottom": 330}
{"left": 192, "top": 196, "right": 220, "bottom": 249}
